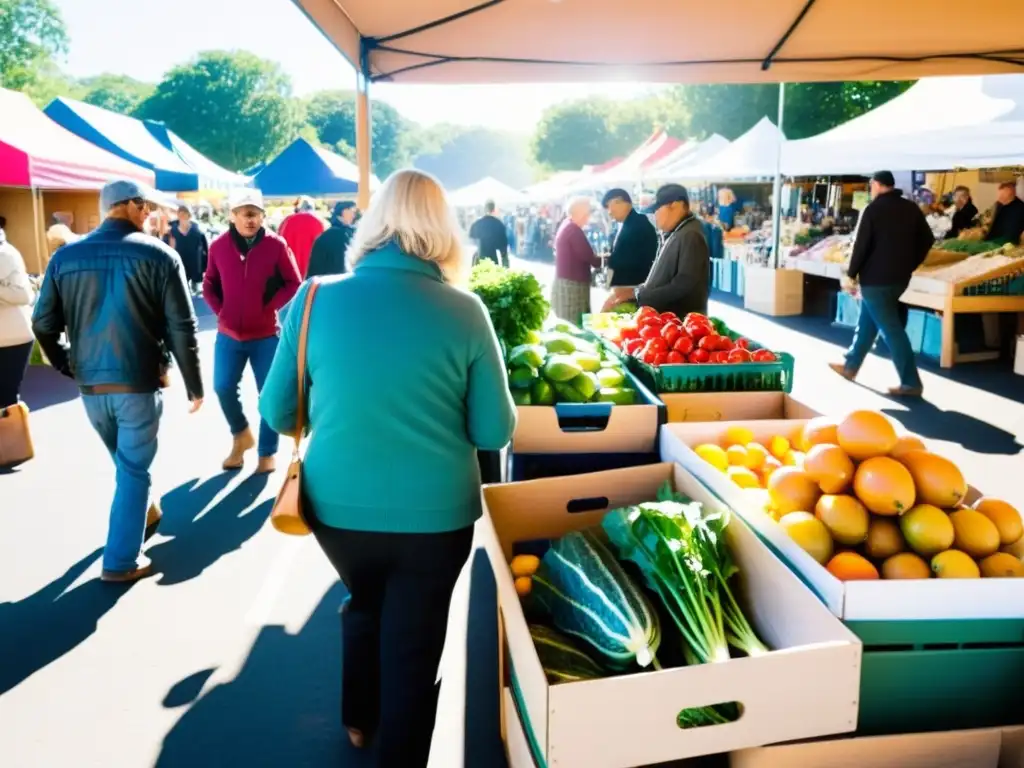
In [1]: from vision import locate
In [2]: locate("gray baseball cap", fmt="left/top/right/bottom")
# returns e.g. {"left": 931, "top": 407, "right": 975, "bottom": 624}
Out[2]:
{"left": 100, "top": 179, "right": 161, "bottom": 211}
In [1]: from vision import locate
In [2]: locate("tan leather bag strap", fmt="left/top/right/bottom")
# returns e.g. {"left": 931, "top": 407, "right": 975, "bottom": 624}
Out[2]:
{"left": 291, "top": 280, "right": 321, "bottom": 459}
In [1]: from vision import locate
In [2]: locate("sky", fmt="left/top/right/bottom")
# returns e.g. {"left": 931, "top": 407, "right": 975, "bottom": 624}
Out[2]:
{"left": 53, "top": 0, "right": 657, "bottom": 133}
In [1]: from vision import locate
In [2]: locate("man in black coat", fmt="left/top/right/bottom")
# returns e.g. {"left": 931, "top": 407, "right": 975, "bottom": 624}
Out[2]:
{"left": 599, "top": 188, "right": 659, "bottom": 310}
{"left": 986, "top": 181, "right": 1024, "bottom": 245}
{"left": 831, "top": 171, "right": 933, "bottom": 398}
{"left": 945, "top": 185, "right": 978, "bottom": 240}
{"left": 307, "top": 201, "right": 357, "bottom": 278}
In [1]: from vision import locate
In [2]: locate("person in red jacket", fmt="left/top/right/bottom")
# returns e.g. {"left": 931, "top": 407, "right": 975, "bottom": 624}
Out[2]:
{"left": 204, "top": 189, "right": 301, "bottom": 473}
{"left": 279, "top": 196, "right": 326, "bottom": 277}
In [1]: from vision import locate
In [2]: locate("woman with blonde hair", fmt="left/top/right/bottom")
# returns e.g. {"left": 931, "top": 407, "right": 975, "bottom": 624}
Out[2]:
{"left": 259, "top": 168, "right": 516, "bottom": 766}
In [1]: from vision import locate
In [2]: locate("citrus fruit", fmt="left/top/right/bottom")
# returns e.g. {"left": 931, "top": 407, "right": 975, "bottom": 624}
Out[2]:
{"left": 826, "top": 551, "right": 880, "bottom": 581}
{"left": 949, "top": 509, "right": 1001, "bottom": 558}
{"left": 515, "top": 576, "right": 533, "bottom": 596}
{"left": 881, "top": 552, "right": 931, "bottom": 580}
{"left": 779, "top": 512, "right": 834, "bottom": 564}
{"left": 804, "top": 443, "right": 855, "bottom": 494}
{"left": 759, "top": 456, "right": 782, "bottom": 485}
{"left": 799, "top": 417, "right": 839, "bottom": 452}
{"left": 769, "top": 435, "right": 790, "bottom": 460}
{"left": 865, "top": 517, "right": 905, "bottom": 560}
{"left": 726, "top": 445, "right": 749, "bottom": 467}
{"left": 745, "top": 442, "right": 770, "bottom": 470}
{"left": 837, "top": 410, "right": 898, "bottom": 461}
{"left": 728, "top": 466, "right": 761, "bottom": 489}
{"left": 852, "top": 456, "right": 915, "bottom": 515}
{"left": 931, "top": 550, "right": 980, "bottom": 579}
{"left": 899, "top": 450, "right": 967, "bottom": 508}
{"left": 978, "top": 552, "right": 1024, "bottom": 578}
{"left": 767, "top": 467, "right": 821, "bottom": 517}
{"left": 890, "top": 434, "right": 926, "bottom": 460}
{"left": 973, "top": 498, "right": 1024, "bottom": 546}
{"left": 695, "top": 443, "right": 729, "bottom": 472}
{"left": 815, "top": 494, "right": 869, "bottom": 545}
{"left": 900, "top": 504, "right": 955, "bottom": 556}
{"left": 724, "top": 425, "right": 755, "bottom": 447}
{"left": 783, "top": 449, "right": 805, "bottom": 467}
{"left": 510, "top": 554, "right": 540, "bottom": 578}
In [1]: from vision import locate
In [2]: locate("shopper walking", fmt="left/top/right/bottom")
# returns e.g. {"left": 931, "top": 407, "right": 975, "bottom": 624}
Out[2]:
{"left": 166, "top": 204, "right": 208, "bottom": 293}
{"left": 0, "top": 217, "right": 36, "bottom": 409}
{"left": 831, "top": 171, "right": 933, "bottom": 398}
{"left": 468, "top": 199, "right": 509, "bottom": 267}
{"left": 306, "top": 201, "right": 357, "bottom": 278}
{"left": 32, "top": 180, "right": 204, "bottom": 582}
{"left": 259, "top": 169, "right": 516, "bottom": 767}
{"left": 551, "top": 196, "right": 600, "bottom": 324}
{"left": 204, "top": 189, "right": 300, "bottom": 474}
{"left": 278, "top": 196, "right": 325, "bottom": 277}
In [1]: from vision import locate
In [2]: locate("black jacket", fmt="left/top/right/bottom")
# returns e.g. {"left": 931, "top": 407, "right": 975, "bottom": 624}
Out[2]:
{"left": 987, "top": 197, "right": 1024, "bottom": 245}
{"left": 847, "top": 190, "right": 934, "bottom": 287}
{"left": 946, "top": 200, "right": 978, "bottom": 240}
{"left": 608, "top": 208, "right": 659, "bottom": 286}
{"left": 32, "top": 218, "right": 203, "bottom": 398}
{"left": 636, "top": 215, "right": 709, "bottom": 316}
{"left": 307, "top": 223, "right": 354, "bottom": 278}
{"left": 469, "top": 214, "right": 508, "bottom": 266}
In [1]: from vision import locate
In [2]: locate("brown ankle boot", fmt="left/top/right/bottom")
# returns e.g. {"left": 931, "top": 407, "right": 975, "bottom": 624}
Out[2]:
{"left": 223, "top": 428, "right": 255, "bottom": 470}
{"left": 256, "top": 455, "right": 276, "bottom": 474}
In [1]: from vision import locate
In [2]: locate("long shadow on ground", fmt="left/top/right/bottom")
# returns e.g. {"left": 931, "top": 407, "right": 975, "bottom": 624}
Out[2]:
{"left": 882, "top": 400, "right": 1023, "bottom": 456}
{"left": 0, "top": 547, "right": 133, "bottom": 696}
{"left": 148, "top": 473, "right": 271, "bottom": 585}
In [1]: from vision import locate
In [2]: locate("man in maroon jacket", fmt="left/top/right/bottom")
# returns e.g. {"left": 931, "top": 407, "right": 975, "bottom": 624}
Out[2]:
{"left": 204, "top": 189, "right": 301, "bottom": 473}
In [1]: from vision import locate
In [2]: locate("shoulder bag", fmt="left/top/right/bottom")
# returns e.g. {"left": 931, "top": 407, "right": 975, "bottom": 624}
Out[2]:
{"left": 270, "top": 280, "right": 321, "bottom": 536}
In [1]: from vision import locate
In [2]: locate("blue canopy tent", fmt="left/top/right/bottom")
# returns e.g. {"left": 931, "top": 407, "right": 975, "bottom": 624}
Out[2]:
{"left": 43, "top": 98, "right": 249, "bottom": 193}
{"left": 254, "top": 138, "right": 379, "bottom": 198}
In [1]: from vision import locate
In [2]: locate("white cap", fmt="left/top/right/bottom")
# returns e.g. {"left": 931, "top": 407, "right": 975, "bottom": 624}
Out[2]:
{"left": 228, "top": 188, "right": 264, "bottom": 212}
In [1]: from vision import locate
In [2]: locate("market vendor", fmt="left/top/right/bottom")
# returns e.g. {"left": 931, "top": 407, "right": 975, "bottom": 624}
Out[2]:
{"left": 945, "top": 185, "right": 978, "bottom": 240}
{"left": 985, "top": 181, "right": 1024, "bottom": 244}
{"left": 599, "top": 188, "right": 658, "bottom": 311}
{"left": 614, "top": 184, "right": 709, "bottom": 317}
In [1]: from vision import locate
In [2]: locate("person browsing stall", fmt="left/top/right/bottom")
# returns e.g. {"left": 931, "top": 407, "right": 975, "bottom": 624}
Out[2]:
{"left": 468, "top": 200, "right": 509, "bottom": 267}
{"left": 986, "top": 181, "right": 1024, "bottom": 244}
{"left": 307, "top": 201, "right": 358, "bottom": 278}
{"left": 599, "top": 188, "right": 658, "bottom": 311}
{"left": 551, "top": 196, "right": 601, "bottom": 324}
{"left": 945, "top": 185, "right": 978, "bottom": 240}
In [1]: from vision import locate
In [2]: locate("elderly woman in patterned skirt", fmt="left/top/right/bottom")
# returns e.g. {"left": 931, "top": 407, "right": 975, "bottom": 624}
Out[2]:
{"left": 551, "top": 196, "right": 601, "bottom": 325}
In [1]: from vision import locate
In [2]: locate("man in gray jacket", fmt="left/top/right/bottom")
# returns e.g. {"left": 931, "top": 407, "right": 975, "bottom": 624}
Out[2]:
{"left": 608, "top": 184, "right": 709, "bottom": 317}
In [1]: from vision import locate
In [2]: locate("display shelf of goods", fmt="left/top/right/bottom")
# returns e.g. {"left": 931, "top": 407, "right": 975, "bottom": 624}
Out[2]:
{"left": 482, "top": 461, "right": 861, "bottom": 768}
{"left": 660, "top": 413, "right": 1024, "bottom": 735}
{"left": 908, "top": 247, "right": 1024, "bottom": 296}
{"left": 506, "top": 318, "right": 665, "bottom": 454}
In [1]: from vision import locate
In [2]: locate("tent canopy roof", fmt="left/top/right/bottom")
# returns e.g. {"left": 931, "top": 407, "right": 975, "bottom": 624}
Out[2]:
{"left": 295, "top": 0, "right": 1024, "bottom": 84}
{"left": 0, "top": 88, "right": 153, "bottom": 190}
{"left": 649, "top": 134, "right": 731, "bottom": 180}
{"left": 590, "top": 130, "right": 685, "bottom": 185}
{"left": 677, "top": 119, "right": 784, "bottom": 180}
{"left": 254, "top": 138, "right": 381, "bottom": 198}
{"left": 142, "top": 121, "right": 252, "bottom": 190}
{"left": 448, "top": 176, "right": 525, "bottom": 207}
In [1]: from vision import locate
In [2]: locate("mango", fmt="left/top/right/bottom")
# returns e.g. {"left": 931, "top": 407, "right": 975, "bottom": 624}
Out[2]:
{"left": 542, "top": 333, "right": 576, "bottom": 355}
{"left": 597, "top": 367, "right": 625, "bottom": 387}
{"left": 573, "top": 352, "right": 602, "bottom": 372}
{"left": 510, "top": 389, "right": 531, "bottom": 405}
{"left": 508, "top": 366, "right": 538, "bottom": 389}
{"left": 543, "top": 355, "right": 583, "bottom": 382}
{"left": 508, "top": 343, "right": 546, "bottom": 369}
{"left": 553, "top": 381, "right": 587, "bottom": 403}
{"left": 531, "top": 379, "right": 555, "bottom": 406}
{"left": 570, "top": 371, "right": 600, "bottom": 400}
{"left": 598, "top": 387, "right": 636, "bottom": 405}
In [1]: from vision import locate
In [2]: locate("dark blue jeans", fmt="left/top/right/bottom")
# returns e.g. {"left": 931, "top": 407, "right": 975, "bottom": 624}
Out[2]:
{"left": 82, "top": 392, "right": 163, "bottom": 572}
{"left": 213, "top": 333, "right": 279, "bottom": 457}
{"left": 844, "top": 284, "right": 922, "bottom": 389}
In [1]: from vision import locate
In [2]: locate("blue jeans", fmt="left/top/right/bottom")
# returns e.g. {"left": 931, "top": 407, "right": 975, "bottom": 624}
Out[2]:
{"left": 213, "top": 333, "right": 279, "bottom": 457}
{"left": 82, "top": 392, "right": 163, "bottom": 572}
{"left": 844, "top": 284, "right": 922, "bottom": 389}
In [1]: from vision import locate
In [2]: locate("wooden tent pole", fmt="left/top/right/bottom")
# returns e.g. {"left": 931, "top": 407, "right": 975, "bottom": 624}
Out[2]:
{"left": 356, "top": 40, "right": 372, "bottom": 210}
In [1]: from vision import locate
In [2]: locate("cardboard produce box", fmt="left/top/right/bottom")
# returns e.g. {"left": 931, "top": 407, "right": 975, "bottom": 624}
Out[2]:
{"left": 743, "top": 266, "right": 803, "bottom": 317}
{"left": 730, "top": 728, "right": 1002, "bottom": 768}
{"left": 660, "top": 391, "right": 818, "bottom": 425}
{"left": 481, "top": 462, "right": 861, "bottom": 768}
{"left": 659, "top": 420, "right": 1024, "bottom": 621}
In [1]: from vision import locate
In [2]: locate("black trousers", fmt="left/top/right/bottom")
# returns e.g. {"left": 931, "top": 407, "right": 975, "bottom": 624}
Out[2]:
{"left": 0, "top": 341, "right": 33, "bottom": 408}
{"left": 312, "top": 518, "right": 474, "bottom": 768}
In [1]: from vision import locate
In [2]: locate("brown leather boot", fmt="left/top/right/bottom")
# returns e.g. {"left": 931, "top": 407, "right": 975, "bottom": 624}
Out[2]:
{"left": 256, "top": 455, "right": 276, "bottom": 474}
{"left": 223, "top": 428, "right": 256, "bottom": 470}
{"left": 101, "top": 554, "right": 154, "bottom": 583}
{"left": 144, "top": 502, "right": 162, "bottom": 540}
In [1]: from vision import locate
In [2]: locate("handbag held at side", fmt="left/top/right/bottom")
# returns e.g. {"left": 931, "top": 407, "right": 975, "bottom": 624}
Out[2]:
{"left": 0, "top": 401, "right": 35, "bottom": 468}
{"left": 270, "top": 281, "right": 321, "bottom": 536}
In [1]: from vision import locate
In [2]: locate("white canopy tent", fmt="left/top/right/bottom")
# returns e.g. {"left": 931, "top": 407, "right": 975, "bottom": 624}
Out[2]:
{"left": 448, "top": 176, "right": 526, "bottom": 208}
{"left": 576, "top": 130, "right": 685, "bottom": 189}
{"left": 647, "top": 134, "right": 731, "bottom": 180}
{"left": 676, "top": 118, "right": 785, "bottom": 181}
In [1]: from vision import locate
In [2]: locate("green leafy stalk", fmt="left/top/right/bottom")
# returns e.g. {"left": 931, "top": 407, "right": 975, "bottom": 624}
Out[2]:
{"left": 469, "top": 261, "right": 550, "bottom": 349}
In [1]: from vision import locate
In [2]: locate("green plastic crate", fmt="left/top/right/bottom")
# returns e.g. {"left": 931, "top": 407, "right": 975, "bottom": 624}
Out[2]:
{"left": 629, "top": 352, "right": 794, "bottom": 394}
{"left": 848, "top": 618, "right": 1024, "bottom": 735}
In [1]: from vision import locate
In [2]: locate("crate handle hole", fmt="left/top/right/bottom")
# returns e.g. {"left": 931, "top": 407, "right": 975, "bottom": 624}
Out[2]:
{"left": 677, "top": 701, "right": 743, "bottom": 730}
{"left": 566, "top": 496, "right": 609, "bottom": 514}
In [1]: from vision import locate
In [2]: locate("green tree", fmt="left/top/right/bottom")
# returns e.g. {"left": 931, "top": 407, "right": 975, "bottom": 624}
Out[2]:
{"left": 413, "top": 126, "right": 533, "bottom": 189}
{"left": 136, "top": 51, "right": 299, "bottom": 171}
{"left": 0, "top": 0, "right": 68, "bottom": 89}
{"left": 22, "top": 59, "right": 83, "bottom": 106}
{"left": 532, "top": 97, "right": 620, "bottom": 170}
{"left": 80, "top": 74, "right": 155, "bottom": 115}
{"left": 304, "top": 90, "right": 411, "bottom": 176}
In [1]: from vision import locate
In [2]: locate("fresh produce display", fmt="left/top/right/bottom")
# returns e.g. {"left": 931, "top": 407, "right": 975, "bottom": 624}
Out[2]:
{"left": 469, "top": 260, "right": 550, "bottom": 350}
{"left": 911, "top": 248, "right": 1024, "bottom": 286}
{"left": 505, "top": 320, "right": 638, "bottom": 406}
{"left": 692, "top": 411, "right": 1024, "bottom": 580}
{"left": 588, "top": 307, "right": 779, "bottom": 367}
{"left": 508, "top": 484, "right": 768, "bottom": 728}
{"left": 934, "top": 239, "right": 1004, "bottom": 255}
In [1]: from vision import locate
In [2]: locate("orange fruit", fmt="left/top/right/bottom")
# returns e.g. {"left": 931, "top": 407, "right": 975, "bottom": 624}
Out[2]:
{"left": 815, "top": 494, "right": 869, "bottom": 546}
{"left": 767, "top": 467, "right": 821, "bottom": 517}
{"left": 745, "top": 442, "right": 770, "bottom": 470}
{"left": 769, "top": 435, "right": 791, "bottom": 460}
{"left": 799, "top": 417, "right": 839, "bottom": 452}
{"left": 973, "top": 498, "right": 1024, "bottom": 546}
{"left": 853, "top": 456, "right": 916, "bottom": 516}
{"left": 515, "top": 576, "right": 532, "bottom": 596}
{"left": 728, "top": 466, "right": 761, "bottom": 489}
{"left": 890, "top": 434, "right": 926, "bottom": 460}
{"left": 695, "top": 444, "right": 729, "bottom": 472}
{"left": 900, "top": 504, "right": 955, "bottom": 557}
{"left": 783, "top": 449, "right": 805, "bottom": 467}
{"left": 931, "top": 550, "right": 980, "bottom": 579}
{"left": 881, "top": 552, "right": 931, "bottom": 580}
{"left": 804, "top": 443, "right": 855, "bottom": 494}
{"left": 826, "top": 551, "right": 880, "bottom": 581}
{"left": 899, "top": 450, "right": 967, "bottom": 508}
{"left": 779, "top": 512, "right": 834, "bottom": 564}
{"left": 759, "top": 456, "right": 783, "bottom": 485}
{"left": 949, "top": 509, "right": 1001, "bottom": 558}
{"left": 723, "top": 425, "right": 755, "bottom": 447}
{"left": 837, "top": 410, "right": 898, "bottom": 461}
{"left": 726, "top": 445, "right": 749, "bottom": 467}
{"left": 865, "top": 517, "right": 905, "bottom": 560}
{"left": 978, "top": 552, "right": 1024, "bottom": 578}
